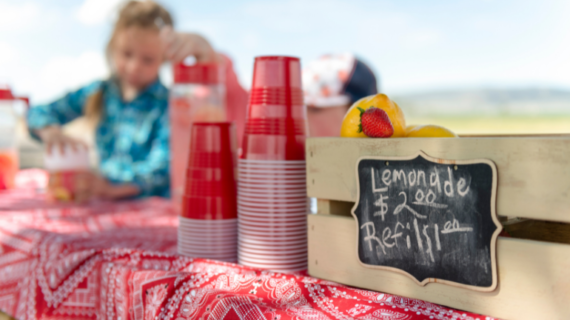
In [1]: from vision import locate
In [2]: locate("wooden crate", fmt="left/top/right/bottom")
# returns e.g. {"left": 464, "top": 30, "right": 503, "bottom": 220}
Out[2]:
{"left": 306, "top": 136, "right": 570, "bottom": 320}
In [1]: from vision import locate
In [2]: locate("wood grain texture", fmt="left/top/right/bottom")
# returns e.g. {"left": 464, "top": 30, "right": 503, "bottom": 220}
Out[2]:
{"left": 0, "top": 311, "right": 15, "bottom": 320}
{"left": 306, "top": 137, "right": 570, "bottom": 223}
{"left": 308, "top": 214, "right": 570, "bottom": 320}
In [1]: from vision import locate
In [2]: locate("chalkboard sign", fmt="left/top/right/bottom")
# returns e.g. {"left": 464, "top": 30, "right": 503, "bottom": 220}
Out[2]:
{"left": 352, "top": 151, "right": 501, "bottom": 291}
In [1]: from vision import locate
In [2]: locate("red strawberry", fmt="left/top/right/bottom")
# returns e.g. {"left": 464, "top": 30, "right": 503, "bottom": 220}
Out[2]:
{"left": 358, "top": 107, "right": 394, "bottom": 138}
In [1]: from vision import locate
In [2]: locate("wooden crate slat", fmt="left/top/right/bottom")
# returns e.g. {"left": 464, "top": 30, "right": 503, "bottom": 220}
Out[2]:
{"left": 307, "top": 137, "right": 570, "bottom": 223}
{"left": 307, "top": 214, "right": 570, "bottom": 320}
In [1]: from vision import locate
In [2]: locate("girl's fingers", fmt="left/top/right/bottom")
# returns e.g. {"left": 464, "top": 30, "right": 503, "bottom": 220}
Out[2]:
{"left": 57, "top": 141, "right": 66, "bottom": 155}
{"left": 165, "top": 36, "right": 185, "bottom": 61}
{"left": 172, "top": 41, "right": 197, "bottom": 63}
{"left": 160, "top": 26, "right": 179, "bottom": 57}
{"left": 46, "top": 142, "right": 53, "bottom": 155}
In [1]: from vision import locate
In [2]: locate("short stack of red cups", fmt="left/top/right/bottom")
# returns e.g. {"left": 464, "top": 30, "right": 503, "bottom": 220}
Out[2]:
{"left": 178, "top": 122, "right": 238, "bottom": 262}
{"left": 237, "top": 56, "right": 308, "bottom": 272}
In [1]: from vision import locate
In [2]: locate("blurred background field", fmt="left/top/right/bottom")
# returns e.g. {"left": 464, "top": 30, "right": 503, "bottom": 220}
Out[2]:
{"left": 406, "top": 116, "right": 570, "bottom": 135}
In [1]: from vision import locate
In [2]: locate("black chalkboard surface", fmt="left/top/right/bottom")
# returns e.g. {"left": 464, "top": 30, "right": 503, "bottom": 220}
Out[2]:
{"left": 352, "top": 151, "right": 501, "bottom": 291}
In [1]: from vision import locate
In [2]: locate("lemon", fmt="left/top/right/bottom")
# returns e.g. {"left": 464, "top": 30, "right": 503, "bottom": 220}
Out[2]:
{"left": 406, "top": 125, "right": 458, "bottom": 138}
{"left": 339, "top": 105, "right": 368, "bottom": 138}
{"left": 340, "top": 94, "right": 406, "bottom": 138}
{"left": 405, "top": 124, "right": 420, "bottom": 134}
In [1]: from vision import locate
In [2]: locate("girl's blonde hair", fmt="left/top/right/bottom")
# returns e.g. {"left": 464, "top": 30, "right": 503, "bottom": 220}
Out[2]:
{"left": 85, "top": 0, "right": 173, "bottom": 123}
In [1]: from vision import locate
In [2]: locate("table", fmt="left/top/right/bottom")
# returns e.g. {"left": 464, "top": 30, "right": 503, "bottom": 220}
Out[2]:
{"left": 0, "top": 170, "right": 496, "bottom": 320}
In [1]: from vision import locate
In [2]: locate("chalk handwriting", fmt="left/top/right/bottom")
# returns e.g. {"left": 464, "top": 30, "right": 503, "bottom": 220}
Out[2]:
{"left": 442, "top": 218, "right": 473, "bottom": 234}
{"left": 362, "top": 163, "right": 476, "bottom": 265}
{"left": 394, "top": 192, "right": 426, "bottom": 219}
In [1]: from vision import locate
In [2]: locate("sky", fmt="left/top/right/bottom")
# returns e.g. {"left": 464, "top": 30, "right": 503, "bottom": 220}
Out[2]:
{"left": 0, "top": 0, "right": 569, "bottom": 104}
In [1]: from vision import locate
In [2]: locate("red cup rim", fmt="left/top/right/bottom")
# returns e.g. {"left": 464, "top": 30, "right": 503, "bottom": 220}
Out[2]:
{"left": 238, "top": 220, "right": 306, "bottom": 226}
{"left": 239, "top": 159, "right": 305, "bottom": 165}
{"left": 237, "top": 209, "right": 307, "bottom": 215}
{"left": 237, "top": 191, "right": 307, "bottom": 198}
{"left": 238, "top": 236, "right": 307, "bottom": 243}
{"left": 178, "top": 250, "right": 237, "bottom": 256}
{"left": 178, "top": 244, "right": 237, "bottom": 251}
{"left": 238, "top": 219, "right": 306, "bottom": 225}
{"left": 178, "top": 222, "right": 238, "bottom": 228}
{"left": 237, "top": 201, "right": 307, "bottom": 207}
{"left": 178, "top": 225, "right": 238, "bottom": 230}
{"left": 239, "top": 224, "right": 306, "bottom": 231}
{"left": 238, "top": 259, "right": 307, "bottom": 268}
{"left": 237, "top": 195, "right": 307, "bottom": 202}
{"left": 178, "top": 246, "right": 237, "bottom": 252}
{"left": 177, "top": 249, "right": 237, "bottom": 255}
{"left": 238, "top": 168, "right": 306, "bottom": 173}
{"left": 238, "top": 219, "right": 307, "bottom": 225}
{"left": 238, "top": 254, "right": 307, "bottom": 262}
{"left": 239, "top": 236, "right": 307, "bottom": 242}
{"left": 238, "top": 244, "right": 307, "bottom": 251}
{"left": 239, "top": 231, "right": 306, "bottom": 238}
{"left": 179, "top": 218, "right": 238, "bottom": 225}
{"left": 255, "top": 55, "right": 300, "bottom": 62}
{"left": 178, "top": 232, "right": 237, "bottom": 238}
{"left": 238, "top": 210, "right": 307, "bottom": 216}
{"left": 239, "top": 249, "right": 307, "bottom": 256}
{"left": 239, "top": 244, "right": 307, "bottom": 251}
{"left": 179, "top": 253, "right": 237, "bottom": 260}
{"left": 178, "top": 221, "right": 238, "bottom": 227}
{"left": 238, "top": 258, "right": 307, "bottom": 266}
{"left": 237, "top": 186, "right": 306, "bottom": 193}
{"left": 237, "top": 185, "right": 307, "bottom": 192}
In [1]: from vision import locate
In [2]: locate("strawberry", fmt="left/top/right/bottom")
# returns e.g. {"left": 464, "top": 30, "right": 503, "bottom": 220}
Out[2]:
{"left": 358, "top": 107, "right": 394, "bottom": 138}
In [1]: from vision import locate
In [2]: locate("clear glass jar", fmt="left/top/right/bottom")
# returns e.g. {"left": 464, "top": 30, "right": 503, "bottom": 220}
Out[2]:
{"left": 169, "top": 62, "right": 226, "bottom": 206}
{"left": 44, "top": 146, "right": 91, "bottom": 202}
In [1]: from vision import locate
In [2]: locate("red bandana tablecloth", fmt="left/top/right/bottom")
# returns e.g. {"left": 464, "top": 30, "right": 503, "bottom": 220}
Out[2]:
{"left": 0, "top": 170, "right": 496, "bottom": 320}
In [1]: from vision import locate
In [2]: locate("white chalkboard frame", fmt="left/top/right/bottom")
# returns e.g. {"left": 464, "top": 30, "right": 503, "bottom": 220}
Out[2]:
{"left": 351, "top": 150, "right": 501, "bottom": 292}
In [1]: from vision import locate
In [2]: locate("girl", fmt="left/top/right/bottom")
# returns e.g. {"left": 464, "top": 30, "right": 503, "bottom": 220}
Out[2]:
{"left": 27, "top": 1, "right": 247, "bottom": 201}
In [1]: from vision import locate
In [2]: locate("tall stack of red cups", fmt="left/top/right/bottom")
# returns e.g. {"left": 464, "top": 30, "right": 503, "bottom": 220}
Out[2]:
{"left": 178, "top": 122, "right": 238, "bottom": 262}
{"left": 237, "top": 56, "right": 308, "bottom": 272}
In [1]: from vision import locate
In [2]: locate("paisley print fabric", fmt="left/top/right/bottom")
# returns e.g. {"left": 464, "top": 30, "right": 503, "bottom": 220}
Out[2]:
{"left": 0, "top": 170, "right": 497, "bottom": 320}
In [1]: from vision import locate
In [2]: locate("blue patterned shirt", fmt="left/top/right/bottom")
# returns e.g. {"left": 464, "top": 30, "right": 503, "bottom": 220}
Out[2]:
{"left": 27, "top": 78, "right": 170, "bottom": 198}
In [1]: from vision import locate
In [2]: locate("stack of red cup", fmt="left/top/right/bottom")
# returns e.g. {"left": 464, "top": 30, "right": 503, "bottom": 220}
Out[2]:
{"left": 238, "top": 56, "right": 308, "bottom": 273}
{"left": 179, "top": 122, "right": 238, "bottom": 262}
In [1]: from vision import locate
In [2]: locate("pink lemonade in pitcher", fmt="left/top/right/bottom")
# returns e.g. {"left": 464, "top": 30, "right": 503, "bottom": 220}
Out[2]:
{"left": 169, "top": 62, "right": 226, "bottom": 207}
{"left": 0, "top": 150, "right": 18, "bottom": 190}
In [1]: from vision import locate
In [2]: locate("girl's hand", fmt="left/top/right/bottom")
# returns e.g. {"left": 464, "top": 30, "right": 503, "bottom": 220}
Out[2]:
{"left": 36, "top": 126, "right": 87, "bottom": 155}
{"left": 160, "top": 26, "right": 218, "bottom": 63}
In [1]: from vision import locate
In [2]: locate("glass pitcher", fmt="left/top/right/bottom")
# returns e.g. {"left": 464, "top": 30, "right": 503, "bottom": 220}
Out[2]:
{"left": 169, "top": 61, "right": 226, "bottom": 206}
{"left": 0, "top": 85, "right": 28, "bottom": 189}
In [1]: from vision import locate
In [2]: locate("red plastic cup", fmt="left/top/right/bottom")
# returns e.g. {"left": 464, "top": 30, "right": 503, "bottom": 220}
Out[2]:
{"left": 181, "top": 122, "right": 237, "bottom": 220}
{"left": 241, "top": 56, "right": 307, "bottom": 161}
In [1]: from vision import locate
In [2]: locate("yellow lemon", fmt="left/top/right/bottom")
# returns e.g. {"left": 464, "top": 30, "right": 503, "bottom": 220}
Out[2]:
{"left": 339, "top": 104, "right": 368, "bottom": 138}
{"left": 340, "top": 93, "right": 406, "bottom": 137}
{"left": 406, "top": 125, "right": 458, "bottom": 138}
{"left": 406, "top": 124, "right": 420, "bottom": 134}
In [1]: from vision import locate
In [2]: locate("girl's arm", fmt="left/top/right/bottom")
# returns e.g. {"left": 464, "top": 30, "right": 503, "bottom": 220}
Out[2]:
{"left": 27, "top": 81, "right": 103, "bottom": 151}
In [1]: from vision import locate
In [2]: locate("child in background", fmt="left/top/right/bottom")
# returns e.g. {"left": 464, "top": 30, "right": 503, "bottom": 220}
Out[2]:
{"left": 302, "top": 53, "right": 379, "bottom": 137}
{"left": 27, "top": 0, "right": 248, "bottom": 201}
